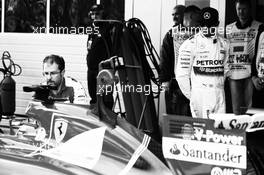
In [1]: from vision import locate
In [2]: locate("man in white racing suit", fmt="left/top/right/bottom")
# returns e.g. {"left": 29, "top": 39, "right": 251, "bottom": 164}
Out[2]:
{"left": 226, "top": 0, "right": 263, "bottom": 114}
{"left": 176, "top": 7, "right": 229, "bottom": 118}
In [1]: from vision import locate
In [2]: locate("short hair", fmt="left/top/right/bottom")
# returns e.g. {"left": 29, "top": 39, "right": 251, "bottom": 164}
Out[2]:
{"left": 235, "top": 0, "right": 252, "bottom": 8}
{"left": 184, "top": 5, "right": 201, "bottom": 14}
{"left": 173, "top": 5, "right": 186, "bottom": 12}
{"left": 43, "top": 55, "right": 65, "bottom": 72}
{"left": 90, "top": 4, "right": 104, "bottom": 12}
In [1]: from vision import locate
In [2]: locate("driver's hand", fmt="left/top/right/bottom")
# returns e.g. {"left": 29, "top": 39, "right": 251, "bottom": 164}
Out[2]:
{"left": 252, "top": 76, "right": 264, "bottom": 90}
{"left": 162, "top": 81, "right": 170, "bottom": 91}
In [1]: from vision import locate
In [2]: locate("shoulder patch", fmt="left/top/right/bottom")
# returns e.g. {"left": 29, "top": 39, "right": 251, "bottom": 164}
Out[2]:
{"left": 67, "top": 76, "right": 78, "bottom": 82}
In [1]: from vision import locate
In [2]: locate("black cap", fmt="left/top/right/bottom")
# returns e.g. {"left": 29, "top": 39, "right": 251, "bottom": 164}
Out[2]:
{"left": 200, "top": 7, "right": 219, "bottom": 27}
{"left": 90, "top": 4, "right": 104, "bottom": 12}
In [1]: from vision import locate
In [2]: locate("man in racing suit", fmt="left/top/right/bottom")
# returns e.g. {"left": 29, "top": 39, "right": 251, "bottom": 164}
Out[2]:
{"left": 159, "top": 5, "right": 200, "bottom": 115}
{"left": 42, "top": 54, "right": 87, "bottom": 104}
{"left": 176, "top": 7, "right": 229, "bottom": 118}
{"left": 226, "top": 0, "right": 263, "bottom": 114}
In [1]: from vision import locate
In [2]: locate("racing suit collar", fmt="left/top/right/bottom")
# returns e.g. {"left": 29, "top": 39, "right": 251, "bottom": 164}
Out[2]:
{"left": 199, "top": 30, "right": 218, "bottom": 41}
{"left": 235, "top": 18, "right": 253, "bottom": 29}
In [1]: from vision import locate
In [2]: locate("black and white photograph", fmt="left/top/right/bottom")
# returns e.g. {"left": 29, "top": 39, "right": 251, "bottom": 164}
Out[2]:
{"left": 0, "top": 0, "right": 264, "bottom": 174}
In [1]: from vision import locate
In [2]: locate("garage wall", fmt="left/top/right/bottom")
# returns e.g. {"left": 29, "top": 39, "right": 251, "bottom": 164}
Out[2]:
{"left": 0, "top": 33, "right": 88, "bottom": 114}
{"left": 125, "top": 0, "right": 179, "bottom": 54}
{"left": 124, "top": 0, "right": 179, "bottom": 117}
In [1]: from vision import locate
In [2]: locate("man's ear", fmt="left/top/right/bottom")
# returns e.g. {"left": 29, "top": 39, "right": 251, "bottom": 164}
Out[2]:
{"left": 216, "top": 20, "right": 220, "bottom": 27}
{"left": 189, "top": 13, "right": 193, "bottom": 20}
{"left": 61, "top": 69, "right": 65, "bottom": 76}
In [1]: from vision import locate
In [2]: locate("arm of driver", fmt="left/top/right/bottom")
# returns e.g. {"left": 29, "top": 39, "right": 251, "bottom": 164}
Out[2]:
{"left": 175, "top": 39, "right": 194, "bottom": 99}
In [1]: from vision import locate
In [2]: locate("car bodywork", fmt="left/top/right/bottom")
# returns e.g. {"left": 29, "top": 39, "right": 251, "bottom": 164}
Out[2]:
{"left": 0, "top": 100, "right": 173, "bottom": 175}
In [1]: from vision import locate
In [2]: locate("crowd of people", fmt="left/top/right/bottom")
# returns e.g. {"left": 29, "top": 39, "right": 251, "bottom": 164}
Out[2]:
{"left": 2, "top": 0, "right": 123, "bottom": 33}
{"left": 159, "top": 0, "right": 264, "bottom": 118}
{"left": 4, "top": 0, "right": 46, "bottom": 32}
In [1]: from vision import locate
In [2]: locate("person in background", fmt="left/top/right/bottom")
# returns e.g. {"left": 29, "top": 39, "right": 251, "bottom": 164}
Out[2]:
{"left": 226, "top": 0, "right": 263, "bottom": 114}
{"left": 68, "top": 0, "right": 80, "bottom": 28}
{"left": 251, "top": 30, "right": 264, "bottom": 108}
{"left": 86, "top": 4, "right": 112, "bottom": 108}
{"left": 159, "top": 5, "right": 201, "bottom": 116}
{"left": 247, "top": 25, "right": 264, "bottom": 175}
{"left": 182, "top": 5, "right": 201, "bottom": 28}
{"left": 5, "top": 14, "right": 20, "bottom": 32}
{"left": 30, "top": 1, "right": 46, "bottom": 33}
{"left": 159, "top": 5, "right": 185, "bottom": 115}
{"left": 176, "top": 7, "right": 230, "bottom": 118}
{"left": 42, "top": 54, "right": 87, "bottom": 104}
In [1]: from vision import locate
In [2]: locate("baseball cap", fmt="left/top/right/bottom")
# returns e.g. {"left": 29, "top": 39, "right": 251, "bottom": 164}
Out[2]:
{"left": 90, "top": 4, "right": 104, "bottom": 12}
{"left": 200, "top": 7, "right": 219, "bottom": 27}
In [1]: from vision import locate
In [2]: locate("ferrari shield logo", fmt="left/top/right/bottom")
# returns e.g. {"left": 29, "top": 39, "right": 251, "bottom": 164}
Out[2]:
{"left": 54, "top": 118, "right": 68, "bottom": 143}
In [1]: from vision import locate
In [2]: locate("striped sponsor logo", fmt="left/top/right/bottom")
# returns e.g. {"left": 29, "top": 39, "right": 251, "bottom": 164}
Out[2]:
{"left": 118, "top": 134, "right": 151, "bottom": 175}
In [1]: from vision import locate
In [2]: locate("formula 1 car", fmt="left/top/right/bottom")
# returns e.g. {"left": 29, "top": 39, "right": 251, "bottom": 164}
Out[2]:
{"left": 1, "top": 19, "right": 264, "bottom": 175}
{"left": 0, "top": 19, "right": 171, "bottom": 175}
{"left": 0, "top": 95, "right": 172, "bottom": 175}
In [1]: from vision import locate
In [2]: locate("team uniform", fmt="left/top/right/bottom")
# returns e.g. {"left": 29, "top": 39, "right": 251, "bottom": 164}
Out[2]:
{"left": 65, "top": 76, "right": 89, "bottom": 104}
{"left": 176, "top": 32, "right": 229, "bottom": 118}
{"left": 40, "top": 76, "right": 88, "bottom": 104}
{"left": 226, "top": 20, "right": 262, "bottom": 114}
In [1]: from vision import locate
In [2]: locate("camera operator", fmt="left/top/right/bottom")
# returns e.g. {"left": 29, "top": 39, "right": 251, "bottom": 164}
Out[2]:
{"left": 41, "top": 54, "right": 87, "bottom": 104}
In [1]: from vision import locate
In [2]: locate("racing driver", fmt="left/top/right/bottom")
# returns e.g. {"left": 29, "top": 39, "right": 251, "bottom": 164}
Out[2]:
{"left": 176, "top": 7, "right": 230, "bottom": 118}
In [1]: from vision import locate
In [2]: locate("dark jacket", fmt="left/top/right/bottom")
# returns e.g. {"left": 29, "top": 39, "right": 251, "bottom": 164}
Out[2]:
{"left": 159, "top": 29, "right": 175, "bottom": 82}
{"left": 86, "top": 23, "right": 112, "bottom": 71}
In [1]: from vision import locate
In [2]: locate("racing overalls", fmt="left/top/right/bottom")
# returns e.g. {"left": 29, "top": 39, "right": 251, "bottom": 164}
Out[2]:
{"left": 226, "top": 20, "right": 262, "bottom": 114}
{"left": 176, "top": 32, "right": 229, "bottom": 118}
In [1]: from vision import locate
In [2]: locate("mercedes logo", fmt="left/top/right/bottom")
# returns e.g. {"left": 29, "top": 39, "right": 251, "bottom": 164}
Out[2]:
{"left": 204, "top": 12, "right": 211, "bottom": 19}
